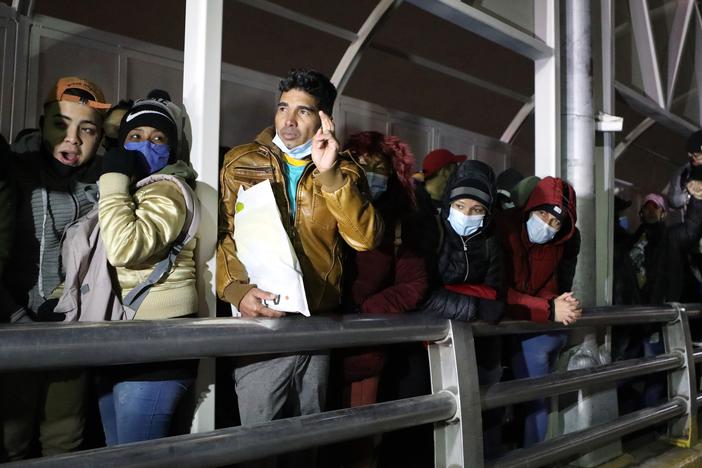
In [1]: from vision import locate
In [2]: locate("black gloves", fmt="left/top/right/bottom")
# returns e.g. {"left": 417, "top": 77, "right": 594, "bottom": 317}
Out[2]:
{"left": 477, "top": 297, "right": 505, "bottom": 324}
{"left": 36, "top": 298, "right": 65, "bottom": 322}
{"left": 101, "top": 148, "right": 141, "bottom": 177}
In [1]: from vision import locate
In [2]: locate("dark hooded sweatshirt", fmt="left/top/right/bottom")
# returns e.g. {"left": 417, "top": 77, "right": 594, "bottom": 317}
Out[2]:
{"left": 498, "top": 177, "right": 580, "bottom": 322}
{"left": 421, "top": 160, "right": 505, "bottom": 323}
{"left": 632, "top": 197, "right": 702, "bottom": 304}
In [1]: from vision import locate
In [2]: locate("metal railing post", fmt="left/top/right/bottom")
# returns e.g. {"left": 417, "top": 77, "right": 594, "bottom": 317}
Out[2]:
{"left": 663, "top": 303, "right": 699, "bottom": 447}
{"left": 428, "top": 320, "right": 484, "bottom": 467}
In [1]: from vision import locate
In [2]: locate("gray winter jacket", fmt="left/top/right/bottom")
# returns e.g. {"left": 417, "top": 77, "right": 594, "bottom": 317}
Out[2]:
{"left": 1, "top": 150, "right": 100, "bottom": 320}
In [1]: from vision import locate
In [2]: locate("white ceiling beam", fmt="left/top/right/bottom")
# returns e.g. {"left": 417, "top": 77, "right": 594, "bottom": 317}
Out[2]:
{"left": 237, "top": 0, "right": 529, "bottom": 104}
{"left": 406, "top": 0, "right": 553, "bottom": 60}
{"left": 614, "top": 118, "right": 655, "bottom": 160}
{"left": 10, "top": 0, "right": 33, "bottom": 16}
{"left": 331, "top": 0, "right": 403, "bottom": 93}
{"left": 628, "top": 0, "right": 665, "bottom": 107}
{"left": 236, "top": 0, "right": 357, "bottom": 42}
{"left": 500, "top": 99, "right": 534, "bottom": 143}
{"left": 615, "top": 1, "right": 675, "bottom": 37}
{"left": 614, "top": 86, "right": 699, "bottom": 160}
{"left": 616, "top": 81, "right": 697, "bottom": 135}
{"left": 370, "top": 43, "right": 531, "bottom": 103}
{"left": 665, "top": 0, "right": 695, "bottom": 108}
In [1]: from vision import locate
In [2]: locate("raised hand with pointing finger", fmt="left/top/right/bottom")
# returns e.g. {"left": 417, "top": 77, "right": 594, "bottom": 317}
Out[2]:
{"left": 311, "top": 111, "right": 339, "bottom": 172}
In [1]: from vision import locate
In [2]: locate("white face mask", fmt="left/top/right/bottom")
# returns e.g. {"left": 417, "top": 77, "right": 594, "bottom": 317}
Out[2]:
{"left": 526, "top": 212, "right": 559, "bottom": 244}
{"left": 448, "top": 207, "right": 484, "bottom": 237}
{"left": 272, "top": 132, "right": 313, "bottom": 159}
{"left": 365, "top": 172, "right": 388, "bottom": 200}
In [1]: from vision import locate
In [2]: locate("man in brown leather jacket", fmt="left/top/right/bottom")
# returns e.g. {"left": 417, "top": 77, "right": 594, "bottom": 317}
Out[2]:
{"left": 217, "top": 69, "right": 382, "bottom": 434}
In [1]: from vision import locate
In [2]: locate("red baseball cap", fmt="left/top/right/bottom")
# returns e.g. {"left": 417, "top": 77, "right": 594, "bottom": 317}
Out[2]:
{"left": 422, "top": 149, "right": 467, "bottom": 178}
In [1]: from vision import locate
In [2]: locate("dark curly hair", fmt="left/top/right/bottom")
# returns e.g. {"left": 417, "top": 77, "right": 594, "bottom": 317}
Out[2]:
{"left": 344, "top": 131, "right": 418, "bottom": 209}
{"left": 278, "top": 69, "right": 337, "bottom": 116}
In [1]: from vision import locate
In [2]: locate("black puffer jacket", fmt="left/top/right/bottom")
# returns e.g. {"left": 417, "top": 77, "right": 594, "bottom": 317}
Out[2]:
{"left": 421, "top": 160, "right": 505, "bottom": 323}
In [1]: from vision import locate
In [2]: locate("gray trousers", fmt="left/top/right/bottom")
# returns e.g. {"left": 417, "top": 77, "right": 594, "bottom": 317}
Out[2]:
{"left": 234, "top": 351, "right": 330, "bottom": 425}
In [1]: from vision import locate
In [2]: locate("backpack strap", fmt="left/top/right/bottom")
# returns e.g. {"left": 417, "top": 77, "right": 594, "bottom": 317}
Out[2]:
{"left": 121, "top": 174, "right": 200, "bottom": 317}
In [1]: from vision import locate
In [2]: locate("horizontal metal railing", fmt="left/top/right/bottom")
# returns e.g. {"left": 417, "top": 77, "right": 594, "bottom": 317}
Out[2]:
{"left": 5, "top": 393, "right": 457, "bottom": 468}
{"left": 0, "top": 315, "right": 448, "bottom": 372}
{"left": 1, "top": 303, "right": 701, "bottom": 467}
{"left": 481, "top": 353, "right": 683, "bottom": 410}
{"left": 487, "top": 399, "right": 688, "bottom": 468}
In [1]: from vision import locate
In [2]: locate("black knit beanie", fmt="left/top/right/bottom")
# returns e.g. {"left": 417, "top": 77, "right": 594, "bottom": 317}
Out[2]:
{"left": 118, "top": 98, "right": 178, "bottom": 162}
{"left": 448, "top": 177, "right": 493, "bottom": 211}
{"left": 532, "top": 203, "right": 566, "bottom": 221}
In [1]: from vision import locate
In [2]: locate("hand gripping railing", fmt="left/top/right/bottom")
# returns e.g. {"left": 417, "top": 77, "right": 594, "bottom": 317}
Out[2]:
{"left": 1, "top": 304, "right": 701, "bottom": 467}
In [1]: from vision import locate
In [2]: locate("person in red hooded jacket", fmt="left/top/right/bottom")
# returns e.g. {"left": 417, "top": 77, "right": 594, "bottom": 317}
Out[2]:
{"left": 498, "top": 176, "right": 582, "bottom": 447}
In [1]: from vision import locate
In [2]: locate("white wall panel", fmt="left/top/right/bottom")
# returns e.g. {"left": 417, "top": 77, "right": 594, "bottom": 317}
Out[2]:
{"left": 339, "top": 108, "right": 390, "bottom": 143}
{"left": 390, "top": 120, "right": 432, "bottom": 170}
{"left": 436, "top": 132, "right": 475, "bottom": 159}
{"left": 475, "top": 145, "right": 508, "bottom": 173}
{"left": 219, "top": 80, "right": 278, "bottom": 148}
{"left": 126, "top": 56, "right": 183, "bottom": 104}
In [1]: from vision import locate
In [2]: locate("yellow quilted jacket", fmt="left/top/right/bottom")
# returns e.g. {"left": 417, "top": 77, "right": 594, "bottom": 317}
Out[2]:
{"left": 98, "top": 166, "right": 197, "bottom": 319}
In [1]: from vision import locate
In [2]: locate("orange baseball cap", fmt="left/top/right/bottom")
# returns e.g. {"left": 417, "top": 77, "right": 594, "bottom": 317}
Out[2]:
{"left": 45, "top": 76, "right": 111, "bottom": 110}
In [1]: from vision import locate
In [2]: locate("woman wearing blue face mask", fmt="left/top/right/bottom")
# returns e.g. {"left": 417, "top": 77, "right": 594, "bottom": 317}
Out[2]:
{"left": 497, "top": 176, "right": 582, "bottom": 447}
{"left": 420, "top": 159, "right": 506, "bottom": 459}
{"left": 421, "top": 159, "right": 505, "bottom": 323}
{"left": 95, "top": 95, "right": 199, "bottom": 446}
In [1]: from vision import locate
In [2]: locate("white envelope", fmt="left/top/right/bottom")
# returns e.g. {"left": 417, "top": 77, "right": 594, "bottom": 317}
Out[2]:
{"left": 233, "top": 180, "right": 310, "bottom": 316}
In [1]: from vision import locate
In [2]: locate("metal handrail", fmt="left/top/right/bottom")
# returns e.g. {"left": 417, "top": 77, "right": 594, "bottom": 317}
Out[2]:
{"left": 488, "top": 398, "right": 687, "bottom": 468}
{"left": 481, "top": 353, "right": 684, "bottom": 410}
{"left": 0, "top": 315, "right": 448, "bottom": 372}
{"left": 472, "top": 304, "right": 688, "bottom": 337}
{"left": 0, "top": 305, "right": 691, "bottom": 372}
{"left": 4, "top": 393, "right": 457, "bottom": 468}
{"left": 2, "top": 304, "right": 701, "bottom": 467}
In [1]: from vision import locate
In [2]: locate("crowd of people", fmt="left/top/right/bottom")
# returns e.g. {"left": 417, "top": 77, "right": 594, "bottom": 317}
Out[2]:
{"left": 2, "top": 68, "right": 702, "bottom": 467}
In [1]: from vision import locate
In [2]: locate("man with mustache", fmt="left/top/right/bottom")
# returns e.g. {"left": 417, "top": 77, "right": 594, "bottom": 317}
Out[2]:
{"left": 217, "top": 69, "right": 382, "bottom": 453}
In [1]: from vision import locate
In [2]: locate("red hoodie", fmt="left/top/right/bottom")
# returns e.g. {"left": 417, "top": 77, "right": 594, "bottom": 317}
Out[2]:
{"left": 498, "top": 177, "right": 578, "bottom": 322}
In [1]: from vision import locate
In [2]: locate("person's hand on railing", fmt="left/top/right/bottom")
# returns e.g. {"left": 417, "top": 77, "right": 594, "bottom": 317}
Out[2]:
{"left": 239, "top": 287, "right": 286, "bottom": 318}
{"left": 553, "top": 291, "right": 582, "bottom": 325}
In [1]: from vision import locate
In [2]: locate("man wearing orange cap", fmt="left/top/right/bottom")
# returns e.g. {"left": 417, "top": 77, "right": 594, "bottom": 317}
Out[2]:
{"left": 0, "top": 77, "right": 109, "bottom": 460}
{"left": 421, "top": 148, "right": 467, "bottom": 212}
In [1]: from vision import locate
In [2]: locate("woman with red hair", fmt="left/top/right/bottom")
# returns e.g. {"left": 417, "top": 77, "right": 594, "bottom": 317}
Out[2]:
{"left": 338, "top": 131, "right": 433, "bottom": 467}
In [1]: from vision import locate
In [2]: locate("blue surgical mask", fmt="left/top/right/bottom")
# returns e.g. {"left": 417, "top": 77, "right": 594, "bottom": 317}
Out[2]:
{"left": 526, "top": 212, "right": 559, "bottom": 244}
{"left": 448, "top": 207, "right": 484, "bottom": 237}
{"left": 124, "top": 141, "right": 170, "bottom": 174}
{"left": 365, "top": 172, "right": 388, "bottom": 200}
{"left": 618, "top": 216, "right": 629, "bottom": 231}
{"left": 272, "top": 133, "right": 313, "bottom": 159}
